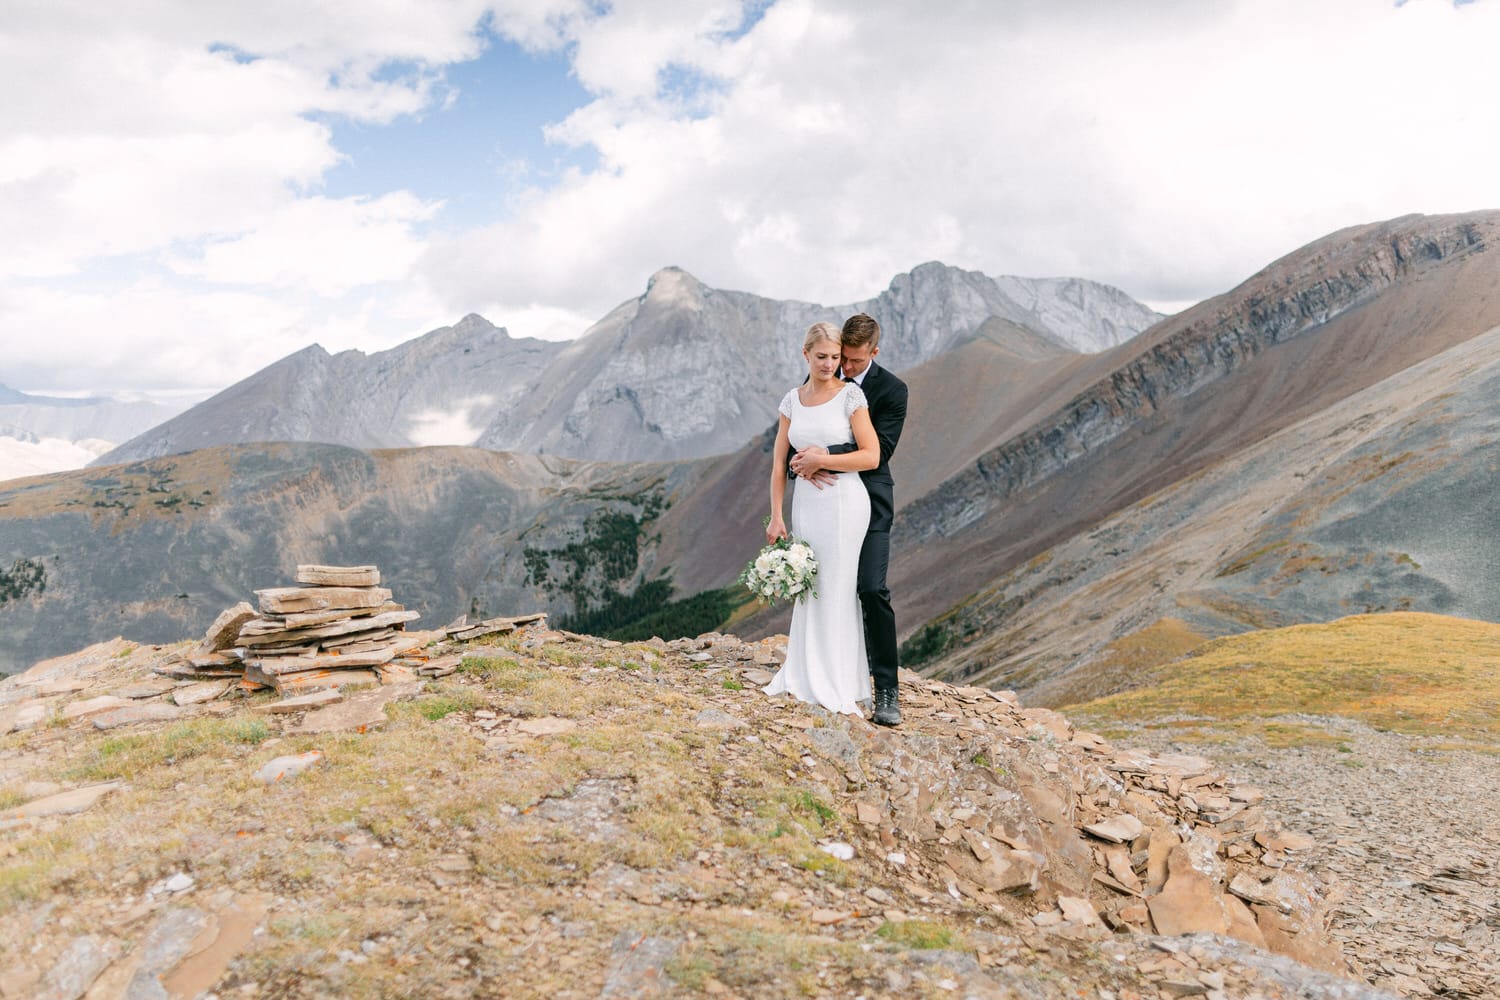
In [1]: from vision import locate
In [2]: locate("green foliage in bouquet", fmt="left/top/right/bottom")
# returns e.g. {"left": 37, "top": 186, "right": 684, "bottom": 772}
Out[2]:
{"left": 740, "top": 536, "right": 819, "bottom": 606}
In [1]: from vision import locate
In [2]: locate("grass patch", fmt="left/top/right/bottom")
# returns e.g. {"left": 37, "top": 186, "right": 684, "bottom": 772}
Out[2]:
{"left": 666, "top": 923, "right": 870, "bottom": 996}
{"left": 1072, "top": 612, "right": 1500, "bottom": 740}
{"left": 795, "top": 790, "right": 837, "bottom": 826}
{"left": 795, "top": 851, "right": 848, "bottom": 879}
{"left": 1047, "top": 618, "right": 1207, "bottom": 708}
{"left": 876, "top": 920, "right": 959, "bottom": 950}
{"left": 65, "top": 716, "right": 271, "bottom": 782}
{"left": 398, "top": 685, "right": 481, "bottom": 721}
{"left": 1418, "top": 740, "right": 1500, "bottom": 755}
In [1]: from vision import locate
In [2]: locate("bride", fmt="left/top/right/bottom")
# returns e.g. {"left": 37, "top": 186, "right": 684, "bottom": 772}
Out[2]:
{"left": 764, "top": 321, "right": 881, "bottom": 716}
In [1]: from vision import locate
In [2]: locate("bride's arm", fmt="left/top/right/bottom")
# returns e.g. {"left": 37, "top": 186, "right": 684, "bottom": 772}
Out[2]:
{"left": 815, "top": 408, "right": 879, "bottom": 472}
{"left": 767, "top": 415, "right": 792, "bottom": 542}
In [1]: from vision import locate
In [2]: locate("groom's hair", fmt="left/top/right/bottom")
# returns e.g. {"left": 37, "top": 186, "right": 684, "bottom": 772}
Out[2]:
{"left": 842, "top": 313, "right": 881, "bottom": 348}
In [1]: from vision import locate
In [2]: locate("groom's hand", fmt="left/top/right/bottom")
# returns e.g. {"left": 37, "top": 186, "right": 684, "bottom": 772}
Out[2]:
{"left": 790, "top": 446, "right": 838, "bottom": 490}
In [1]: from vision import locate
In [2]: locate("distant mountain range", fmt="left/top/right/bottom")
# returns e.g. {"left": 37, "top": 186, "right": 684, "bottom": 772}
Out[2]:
{"left": 7, "top": 212, "right": 1500, "bottom": 688}
{"left": 0, "top": 386, "right": 187, "bottom": 483}
{"left": 99, "top": 263, "right": 1161, "bottom": 466}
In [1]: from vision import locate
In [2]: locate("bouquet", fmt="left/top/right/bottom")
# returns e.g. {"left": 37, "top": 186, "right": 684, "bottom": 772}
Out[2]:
{"left": 740, "top": 536, "right": 819, "bottom": 605}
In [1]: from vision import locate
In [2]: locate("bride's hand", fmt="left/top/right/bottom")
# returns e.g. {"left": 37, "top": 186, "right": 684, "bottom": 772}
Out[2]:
{"left": 766, "top": 516, "right": 788, "bottom": 544}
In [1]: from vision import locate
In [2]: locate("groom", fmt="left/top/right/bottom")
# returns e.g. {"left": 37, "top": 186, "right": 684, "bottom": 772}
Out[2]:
{"left": 790, "top": 313, "right": 909, "bottom": 725}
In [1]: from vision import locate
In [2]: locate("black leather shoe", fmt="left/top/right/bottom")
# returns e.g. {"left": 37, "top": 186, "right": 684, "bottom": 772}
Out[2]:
{"left": 873, "top": 687, "right": 901, "bottom": 726}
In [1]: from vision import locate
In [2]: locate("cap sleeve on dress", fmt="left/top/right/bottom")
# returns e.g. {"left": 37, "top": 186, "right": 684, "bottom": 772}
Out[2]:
{"left": 778, "top": 389, "right": 797, "bottom": 419}
{"left": 843, "top": 383, "right": 869, "bottom": 418}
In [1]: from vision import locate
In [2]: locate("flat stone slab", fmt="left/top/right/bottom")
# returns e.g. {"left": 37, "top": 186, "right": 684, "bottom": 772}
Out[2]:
{"left": 693, "top": 709, "right": 746, "bottom": 729}
{"left": 161, "top": 892, "right": 272, "bottom": 998}
{"left": 247, "top": 647, "right": 397, "bottom": 674}
{"left": 601, "top": 930, "right": 679, "bottom": 999}
{"left": 517, "top": 717, "right": 578, "bottom": 736}
{"left": 9, "top": 703, "right": 51, "bottom": 732}
{"left": 1057, "top": 895, "right": 1102, "bottom": 925}
{"left": 240, "top": 609, "right": 419, "bottom": 647}
{"left": 255, "top": 585, "right": 392, "bottom": 615}
{"left": 257, "top": 689, "right": 344, "bottom": 714}
{"left": 199, "top": 601, "right": 257, "bottom": 652}
{"left": 254, "top": 751, "right": 325, "bottom": 784}
{"left": 173, "top": 680, "right": 231, "bottom": 705}
{"left": 296, "top": 564, "right": 380, "bottom": 587}
{"left": 32, "top": 679, "right": 89, "bottom": 696}
{"left": 37, "top": 934, "right": 119, "bottom": 1000}
{"left": 114, "top": 679, "right": 179, "bottom": 700}
{"left": 93, "top": 703, "right": 185, "bottom": 730}
{"left": 1228, "top": 871, "right": 1282, "bottom": 908}
{"left": 286, "top": 682, "right": 420, "bottom": 735}
{"left": 1083, "top": 814, "right": 1146, "bottom": 844}
{"left": 6, "top": 781, "right": 122, "bottom": 819}
{"left": 61, "top": 695, "right": 136, "bottom": 721}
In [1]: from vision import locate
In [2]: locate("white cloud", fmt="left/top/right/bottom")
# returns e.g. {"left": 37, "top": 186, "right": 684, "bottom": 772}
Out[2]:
{"left": 169, "top": 192, "right": 440, "bottom": 297}
{"left": 0, "top": 436, "right": 115, "bottom": 485}
{"left": 0, "top": 0, "right": 495, "bottom": 392}
{"left": 425, "top": 0, "right": 1500, "bottom": 321}
{"left": 406, "top": 395, "right": 496, "bottom": 446}
{"left": 0, "top": 279, "right": 307, "bottom": 393}
{"left": 7, "top": 0, "right": 1500, "bottom": 398}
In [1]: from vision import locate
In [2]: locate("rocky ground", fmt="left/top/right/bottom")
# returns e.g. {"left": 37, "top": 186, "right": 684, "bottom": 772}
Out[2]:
{"left": 0, "top": 622, "right": 1416, "bottom": 999}
{"left": 1116, "top": 721, "right": 1500, "bottom": 1000}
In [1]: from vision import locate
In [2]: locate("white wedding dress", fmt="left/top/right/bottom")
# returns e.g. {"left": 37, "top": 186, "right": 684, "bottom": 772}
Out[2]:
{"left": 764, "top": 383, "right": 872, "bottom": 716}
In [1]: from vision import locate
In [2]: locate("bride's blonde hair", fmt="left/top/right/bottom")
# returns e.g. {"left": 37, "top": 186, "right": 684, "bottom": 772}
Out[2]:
{"left": 803, "top": 321, "right": 841, "bottom": 351}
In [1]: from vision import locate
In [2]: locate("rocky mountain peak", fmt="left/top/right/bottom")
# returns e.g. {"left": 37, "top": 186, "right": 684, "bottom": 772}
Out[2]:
{"left": 642, "top": 266, "right": 706, "bottom": 311}
{"left": 450, "top": 313, "right": 506, "bottom": 338}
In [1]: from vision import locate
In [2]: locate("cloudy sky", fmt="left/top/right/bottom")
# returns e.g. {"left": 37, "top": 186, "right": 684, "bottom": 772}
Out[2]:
{"left": 3, "top": 0, "right": 1497, "bottom": 398}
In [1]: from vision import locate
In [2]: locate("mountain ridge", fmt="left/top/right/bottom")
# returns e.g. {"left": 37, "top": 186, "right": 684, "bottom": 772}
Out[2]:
{"left": 100, "top": 263, "right": 1161, "bottom": 467}
{"left": 0, "top": 384, "right": 187, "bottom": 483}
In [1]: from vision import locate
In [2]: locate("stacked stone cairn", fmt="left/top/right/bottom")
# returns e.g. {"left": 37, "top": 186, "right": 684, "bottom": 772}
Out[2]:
{"left": 161, "top": 565, "right": 425, "bottom": 695}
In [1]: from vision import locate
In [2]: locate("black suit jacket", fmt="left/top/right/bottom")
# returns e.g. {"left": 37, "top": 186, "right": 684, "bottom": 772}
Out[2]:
{"left": 824, "top": 362, "right": 908, "bottom": 532}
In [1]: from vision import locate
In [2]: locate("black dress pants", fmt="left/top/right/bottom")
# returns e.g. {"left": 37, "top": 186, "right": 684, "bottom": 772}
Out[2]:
{"left": 856, "top": 528, "right": 898, "bottom": 691}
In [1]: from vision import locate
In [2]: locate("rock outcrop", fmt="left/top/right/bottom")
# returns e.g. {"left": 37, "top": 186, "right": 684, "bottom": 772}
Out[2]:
{"left": 0, "top": 623, "right": 1387, "bottom": 999}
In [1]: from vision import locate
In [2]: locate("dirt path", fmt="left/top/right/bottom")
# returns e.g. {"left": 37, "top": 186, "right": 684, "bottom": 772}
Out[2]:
{"left": 1129, "top": 720, "right": 1500, "bottom": 999}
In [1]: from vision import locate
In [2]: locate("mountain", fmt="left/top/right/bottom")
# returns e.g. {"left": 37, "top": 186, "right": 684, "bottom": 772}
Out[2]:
{"left": 100, "top": 264, "right": 1161, "bottom": 467}
{"left": 0, "top": 443, "right": 692, "bottom": 675}
{"left": 13, "top": 211, "right": 1500, "bottom": 691}
{"left": 0, "top": 384, "right": 186, "bottom": 482}
{"left": 874, "top": 211, "right": 1500, "bottom": 700}
{"left": 97, "top": 315, "right": 564, "bottom": 465}
{"left": 474, "top": 264, "right": 1159, "bottom": 462}
{"left": 918, "top": 322, "right": 1500, "bottom": 706}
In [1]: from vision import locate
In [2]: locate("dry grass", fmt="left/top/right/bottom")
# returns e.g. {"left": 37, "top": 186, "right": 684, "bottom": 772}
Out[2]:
{"left": 1071, "top": 612, "right": 1500, "bottom": 743}
{"left": 1040, "top": 617, "right": 1206, "bottom": 708}
{"left": 2, "top": 629, "right": 1007, "bottom": 997}
{"left": 876, "top": 919, "right": 961, "bottom": 950}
